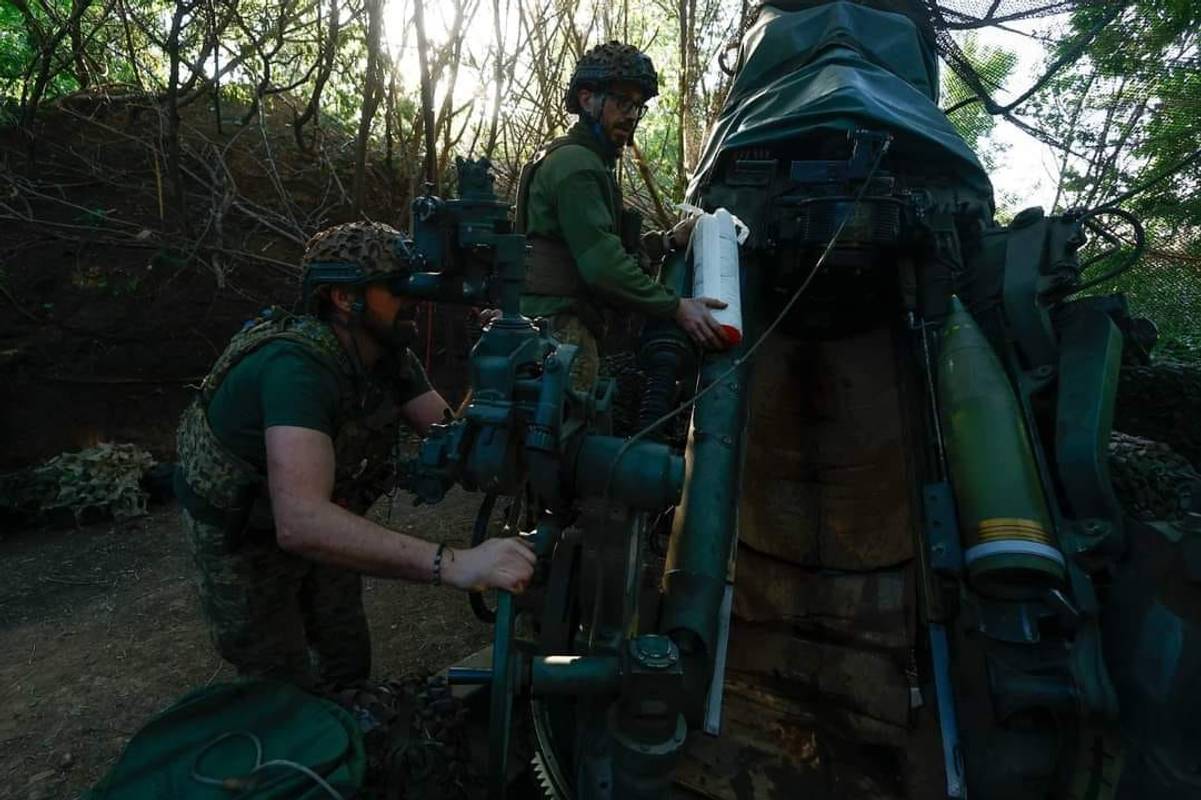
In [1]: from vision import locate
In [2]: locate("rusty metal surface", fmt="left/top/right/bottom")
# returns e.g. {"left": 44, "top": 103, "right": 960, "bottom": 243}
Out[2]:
{"left": 725, "top": 625, "right": 914, "bottom": 728}
{"left": 732, "top": 548, "right": 914, "bottom": 651}
{"left": 739, "top": 328, "right": 914, "bottom": 571}
{"left": 672, "top": 673, "right": 949, "bottom": 799}
{"left": 672, "top": 323, "right": 943, "bottom": 799}
{"left": 725, "top": 321, "right": 923, "bottom": 771}
{"left": 672, "top": 678, "right": 911, "bottom": 800}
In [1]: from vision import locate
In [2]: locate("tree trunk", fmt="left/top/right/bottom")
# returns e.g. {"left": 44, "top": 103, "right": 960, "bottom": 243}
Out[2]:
{"left": 16, "top": 0, "right": 95, "bottom": 157}
{"left": 414, "top": 0, "right": 439, "bottom": 191}
{"left": 116, "top": 0, "right": 143, "bottom": 88}
{"left": 484, "top": 0, "right": 508, "bottom": 159}
{"left": 385, "top": 64, "right": 397, "bottom": 180}
{"left": 435, "top": 0, "right": 475, "bottom": 176}
{"left": 675, "top": 0, "right": 697, "bottom": 200}
{"left": 164, "top": 0, "right": 193, "bottom": 234}
{"left": 352, "top": 0, "right": 385, "bottom": 216}
{"left": 70, "top": 0, "right": 90, "bottom": 87}
{"left": 206, "top": 0, "right": 222, "bottom": 134}
{"left": 293, "top": 0, "right": 341, "bottom": 153}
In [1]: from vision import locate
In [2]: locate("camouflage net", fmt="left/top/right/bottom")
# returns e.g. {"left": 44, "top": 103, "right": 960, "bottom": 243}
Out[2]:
{"left": 327, "top": 675, "right": 480, "bottom": 800}
{"left": 1108, "top": 432, "right": 1201, "bottom": 522}
{"left": 1115, "top": 360, "right": 1201, "bottom": 471}
{"left": 931, "top": 0, "right": 1200, "bottom": 358}
{"left": 0, "top": 442, "right": 156, "bottom": 523}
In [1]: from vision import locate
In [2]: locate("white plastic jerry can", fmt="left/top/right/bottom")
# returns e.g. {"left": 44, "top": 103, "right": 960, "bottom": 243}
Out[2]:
{"left": 690, "top": 208, "right": 744, "bottom": 346}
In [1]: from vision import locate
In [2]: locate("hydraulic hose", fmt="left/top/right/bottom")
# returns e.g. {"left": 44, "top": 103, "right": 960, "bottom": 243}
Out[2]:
{"left": 638, "top": 350, "right": 683, "bottom": 436}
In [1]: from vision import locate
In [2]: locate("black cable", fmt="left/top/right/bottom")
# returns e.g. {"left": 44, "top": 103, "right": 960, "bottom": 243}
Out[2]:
{"left": 1067, "top": 205, "right": 1147, "bottom": 296}
{"left": 1104, "top": 146, "right": 1201, "bottom": 207}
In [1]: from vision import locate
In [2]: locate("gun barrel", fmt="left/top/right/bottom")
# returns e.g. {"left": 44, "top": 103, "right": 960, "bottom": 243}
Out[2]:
{"left": 659, "top": 344, "right": 753, "bottom": 721}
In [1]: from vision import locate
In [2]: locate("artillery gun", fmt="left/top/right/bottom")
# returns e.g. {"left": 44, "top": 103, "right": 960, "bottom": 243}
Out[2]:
{"left": 385, "top": 2, "right": 1200, "bottom": 798}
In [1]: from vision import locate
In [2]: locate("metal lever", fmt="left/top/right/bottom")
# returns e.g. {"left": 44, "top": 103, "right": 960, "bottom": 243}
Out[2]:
{"left": 447, "top": 668, "right": 492, "bottom": 685}
{"left": 930, "top": 622, "right": 968, "bottom": 798}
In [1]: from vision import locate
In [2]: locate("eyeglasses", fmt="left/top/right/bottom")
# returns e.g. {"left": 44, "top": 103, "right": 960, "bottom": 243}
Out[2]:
{"left": 607, "top": 91, "right": 648, "bottom": 120}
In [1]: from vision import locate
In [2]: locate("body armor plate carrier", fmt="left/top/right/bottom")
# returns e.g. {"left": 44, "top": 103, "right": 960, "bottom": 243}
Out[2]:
{"left": 175, "top": 309, "right": 406, "bottom": 544}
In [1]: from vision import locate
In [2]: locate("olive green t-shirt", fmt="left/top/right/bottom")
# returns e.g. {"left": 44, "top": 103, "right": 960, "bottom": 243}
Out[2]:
{"left": 206, "top": 340, "right": 431, "bottom": 471}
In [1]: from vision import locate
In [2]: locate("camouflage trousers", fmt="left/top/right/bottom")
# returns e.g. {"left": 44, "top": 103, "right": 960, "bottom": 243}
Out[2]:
{"left": 550, "top": 313, "right": 600, "bottom": 394}
{"left": 182, "top": 509, "right": 372, "bottom": 688}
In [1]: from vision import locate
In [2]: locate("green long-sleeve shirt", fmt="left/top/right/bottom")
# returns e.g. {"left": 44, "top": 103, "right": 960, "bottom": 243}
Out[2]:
{"left": 520, "top": 122, "right": 679, "bottom": 322}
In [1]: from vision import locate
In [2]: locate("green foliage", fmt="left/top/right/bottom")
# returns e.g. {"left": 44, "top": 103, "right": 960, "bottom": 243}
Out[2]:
{"left": 1040, "top": 1, "right": 1200, "bottom": 213}
{"left": 943, "top": 33, "right": 1018, "bottom": 170}
{"left": 0, "top": 5, "right": 30, "bottom": 116}
{"left": 632, "top": 108, "right": 685, "bottom": 201}
{"left": 1024, "top": 0, "right": 1201, "bottom": 354}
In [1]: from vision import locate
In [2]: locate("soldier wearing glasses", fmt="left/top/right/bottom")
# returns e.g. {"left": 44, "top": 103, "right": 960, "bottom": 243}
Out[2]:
{"left": 515, "top": 41, "right": 728, "bottom": 391}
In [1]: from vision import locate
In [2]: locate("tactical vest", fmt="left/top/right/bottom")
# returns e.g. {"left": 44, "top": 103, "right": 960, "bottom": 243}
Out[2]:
{"left": 516, "top": 131, "right": 644, "bottom": 335}
{"left": 175, "top": 309, "right": 406, "bottom": 540}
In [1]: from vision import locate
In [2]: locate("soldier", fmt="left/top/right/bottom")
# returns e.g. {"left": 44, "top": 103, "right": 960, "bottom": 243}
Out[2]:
{"left": 517, "top": 40, "right": 728, "bottom": 390}
{"left": 175, "top": 221, "right": 535, "bottom": 688}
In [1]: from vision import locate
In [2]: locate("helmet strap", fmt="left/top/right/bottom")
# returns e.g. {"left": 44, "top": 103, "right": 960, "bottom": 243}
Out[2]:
{"left": 580, "top": 89, "right": 606, "bottom": 140}
{"left": 325, "top": 293, "right": 371, "bottom": 386}
{"left": 584, "top": 90, "right": 606, "bottom": 120}
{"left": 581, "top": 90, "right": 622, "bottom": 157}
{"left": 587, "top": 116, "right": 607, "bottom": 148}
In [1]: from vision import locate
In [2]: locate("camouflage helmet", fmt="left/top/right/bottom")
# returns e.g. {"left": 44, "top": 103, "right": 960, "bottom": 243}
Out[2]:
{"left": 565, "top": 41, "right": 659, "bottom": 114}
{"left": 300, "top": 221, "right": 408, "bottom": 311}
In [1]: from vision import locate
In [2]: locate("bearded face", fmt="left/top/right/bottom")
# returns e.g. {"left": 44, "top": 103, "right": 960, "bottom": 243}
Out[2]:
{"left": 578, "top": 80, "right": 648, "bottom": 150}
{"left": 367, "top": 307, "right": 419, "bottom": 350}
{"left": 360, "top": 283, "right": 420, "bottom": 351}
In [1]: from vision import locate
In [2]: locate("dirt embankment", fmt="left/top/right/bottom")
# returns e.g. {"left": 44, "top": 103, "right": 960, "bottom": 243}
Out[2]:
{"left": 0, "top": 93, "right": 476, "bottom": 473}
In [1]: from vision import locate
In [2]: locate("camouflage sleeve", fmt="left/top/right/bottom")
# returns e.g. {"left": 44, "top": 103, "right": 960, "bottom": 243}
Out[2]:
{"left": 554, "top": 169, "right": 680, "bottom": 319}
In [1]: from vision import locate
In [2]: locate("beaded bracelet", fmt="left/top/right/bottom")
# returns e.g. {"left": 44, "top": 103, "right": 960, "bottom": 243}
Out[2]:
{"left": 432, "top": 543, "right": 448, "bottom": 586}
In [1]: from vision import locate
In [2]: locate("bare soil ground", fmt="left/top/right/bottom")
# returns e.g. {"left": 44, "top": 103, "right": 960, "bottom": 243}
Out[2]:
{"left": 0, "top": 490, "right": 490, "bottom": 800}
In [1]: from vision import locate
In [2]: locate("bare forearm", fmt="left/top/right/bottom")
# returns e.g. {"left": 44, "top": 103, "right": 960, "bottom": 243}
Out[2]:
{"left": 276, "top": 496, "right": 441, "bottom": 582}
{"left": 403, "top": 389, "right": 452, "bottom": 435}
{"left": 263, "top": 425, "right": 534, "bottom": 593}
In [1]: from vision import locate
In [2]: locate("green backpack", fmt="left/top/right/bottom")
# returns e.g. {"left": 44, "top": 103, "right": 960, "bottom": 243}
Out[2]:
{"left": 85, "top": 681, "right": 365, "bottom": 799}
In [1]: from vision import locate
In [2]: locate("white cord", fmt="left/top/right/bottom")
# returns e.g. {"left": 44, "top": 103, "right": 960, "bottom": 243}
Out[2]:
{"left": 191, "top": 731, "right": 347, "bottom": 800}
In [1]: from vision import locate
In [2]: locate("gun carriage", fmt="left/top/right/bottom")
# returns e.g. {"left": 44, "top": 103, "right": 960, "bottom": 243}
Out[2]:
{"left": 380, "top": 3, "right": 1199, "bottom": 798}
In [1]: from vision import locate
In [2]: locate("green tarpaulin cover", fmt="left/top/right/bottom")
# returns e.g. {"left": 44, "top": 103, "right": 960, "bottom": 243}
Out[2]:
{"left": 688, "top": 1, "right": 993, "bottom": 201}
{"left": 85, "top": 681, "right": 365, "bottom": 799}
